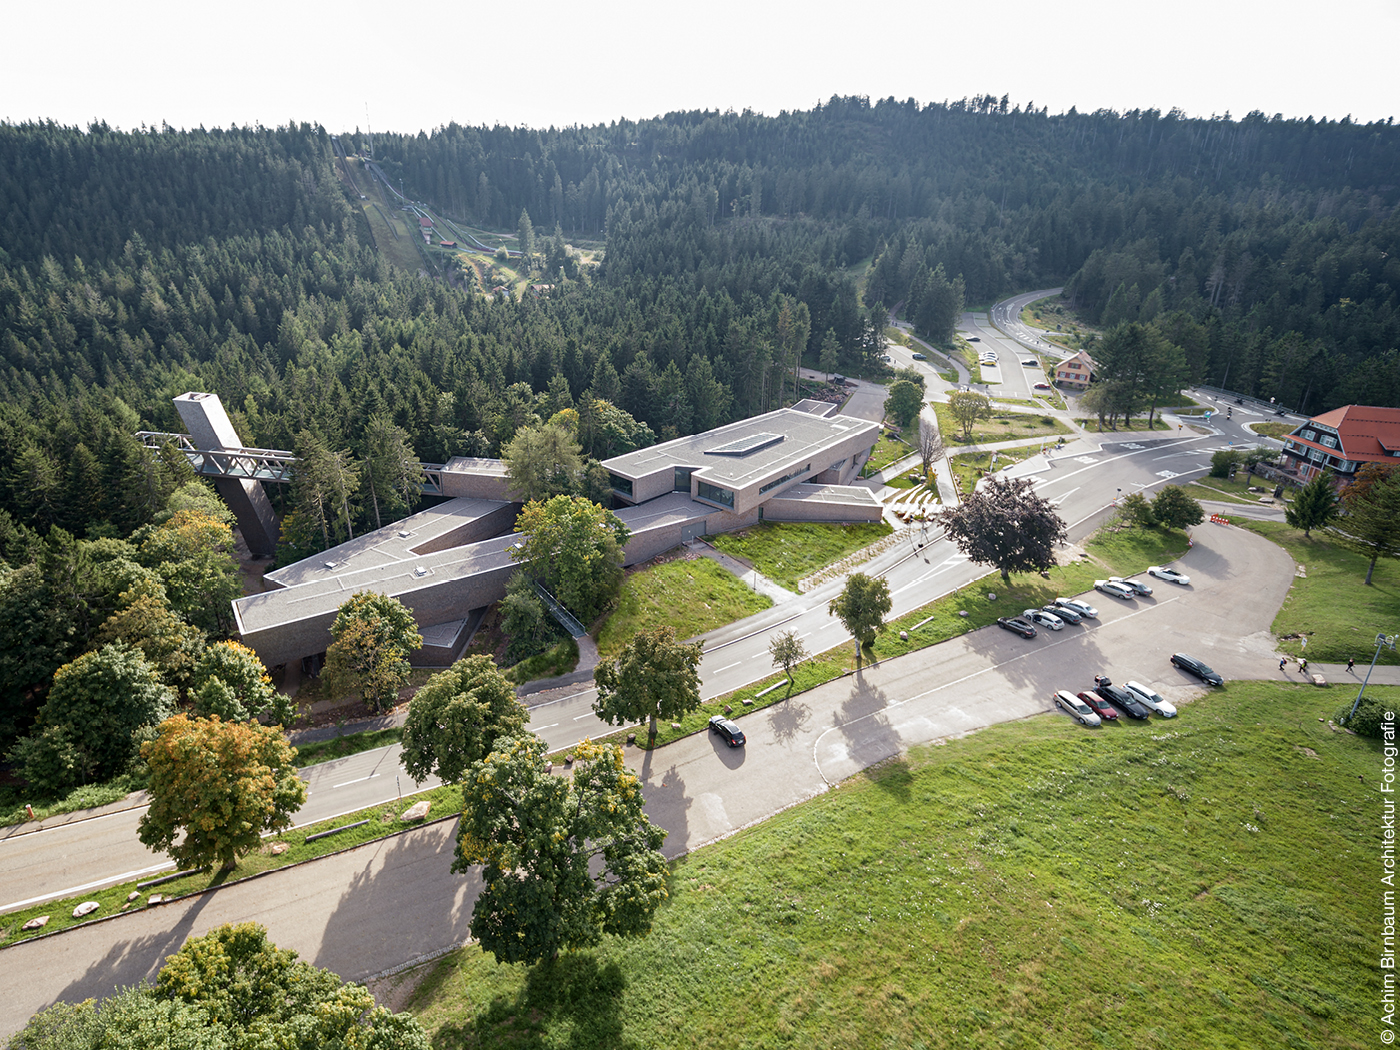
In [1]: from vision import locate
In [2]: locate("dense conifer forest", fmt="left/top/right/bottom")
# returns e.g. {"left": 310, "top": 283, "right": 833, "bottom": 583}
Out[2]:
{"left": 0, "top": 99, "right": 1396, "bottom": 555}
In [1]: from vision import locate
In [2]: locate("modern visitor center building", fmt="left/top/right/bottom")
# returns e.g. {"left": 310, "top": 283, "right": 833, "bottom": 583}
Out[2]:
{"left": 154, "top": 393, "right": 882, "bottom": 671}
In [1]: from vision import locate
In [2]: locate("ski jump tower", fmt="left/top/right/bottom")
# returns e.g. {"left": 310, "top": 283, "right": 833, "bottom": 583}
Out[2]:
{"left": 170, "top": 392, "right": 283, "bottom": 556}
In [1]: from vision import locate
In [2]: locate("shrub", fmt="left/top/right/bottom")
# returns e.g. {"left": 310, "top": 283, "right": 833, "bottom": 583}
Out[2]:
{"left": 1338, "top": 694, "right": 1389, "bottom": 738}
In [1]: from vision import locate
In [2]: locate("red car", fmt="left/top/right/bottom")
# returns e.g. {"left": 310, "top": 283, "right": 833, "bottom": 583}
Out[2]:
{"left": 1077, "top": 690, "right": 1119, "bottom": 720}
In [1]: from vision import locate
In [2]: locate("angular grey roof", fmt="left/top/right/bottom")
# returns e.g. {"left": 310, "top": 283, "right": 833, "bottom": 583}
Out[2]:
{"left": 602, "top": 407, "right": 878, "bottom": 487}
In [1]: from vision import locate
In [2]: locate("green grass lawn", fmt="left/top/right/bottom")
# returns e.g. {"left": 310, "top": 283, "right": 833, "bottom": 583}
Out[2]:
{"left": 1251, "top": 421, "right": 1294, "bottom": 440}
{"left": 1237, "top": 519, "right": 1400, "bottom": 665}
{"left": 597, "top": 558, "right": 773, "bottom": 659}
{"left": 404, "top": 679, "right": 1382, "bottom": 1049}
{"left": 948, "top": 445, "right": 1043, "bottom": 492}
{"left": 1187, "top": 474, "right": 1280, "bottom": 506}
{"left": 505, "top": 636, "right": 580, "bottom": 683}
{"left": 933, "top": 402, "right": 1072, "bottom": 445}
{"left": 865, "top": 431, "right": 914, "bottom": 473}
{"left": 710, "top": 522, "right": 894, "bottom": 593}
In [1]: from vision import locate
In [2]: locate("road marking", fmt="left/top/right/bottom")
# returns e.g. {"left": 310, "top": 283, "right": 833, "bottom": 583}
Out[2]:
{"left": 713, "top": 661, "right": 743, "bottom": 672}
{"left": 532, "top": 722, "right": 558, "bottom": 730}
{"left": 332, "top": 773, "right": 380, "bottom": 789}
{"left": 1074, "top": 456, "right": 1097, "bottom": 464}
{"left": 3, "top": 862, "right": 176, "bottom": 913}
{"left": 1156, "top": 470, "right": 1181, "bottom": 479}
{"left": 574, "top": 712, "right": 596, "bottom": 720}
{"left": 1122, "top": 443, "right": 1145, "bottom": 449}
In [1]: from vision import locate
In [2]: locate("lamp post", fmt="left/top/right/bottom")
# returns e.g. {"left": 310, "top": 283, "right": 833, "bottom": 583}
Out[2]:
{"left": 1348, "top": 632, "right": 1398, "bottom": 721}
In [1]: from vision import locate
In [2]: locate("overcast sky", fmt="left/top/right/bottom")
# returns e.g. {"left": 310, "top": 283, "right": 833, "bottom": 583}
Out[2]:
{"left": 6, "top": 0, "right": 1396, "bottom": 133}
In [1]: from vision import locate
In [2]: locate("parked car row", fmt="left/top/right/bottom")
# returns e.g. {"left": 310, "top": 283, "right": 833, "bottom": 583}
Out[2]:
{"left": 1052, "top": 676, "right": 1181, "bottom": 727}
{"left": 997, "top": 596, "right": 1101, "bottom": 639}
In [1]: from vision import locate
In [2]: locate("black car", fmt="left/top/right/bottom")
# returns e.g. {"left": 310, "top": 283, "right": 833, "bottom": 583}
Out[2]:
{"left": 1171, "top": 652, "right": 1224, "bottom": 686}
{"left": 1094, "top": 684, "right": 1152, "bottom": 719}
{"left": 708, "top": 715, "right": 745, "bottom": 747}
{"left": 996, "top": 616, "right": 1037, "bottom": 639}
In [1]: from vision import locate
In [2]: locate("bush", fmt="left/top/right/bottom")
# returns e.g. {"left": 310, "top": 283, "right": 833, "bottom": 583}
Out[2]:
{"left": 1338, "top": 693, "right": 1390, "bottom": 738}
{"left": 1210, "top": 449, "right": 1241, "bottom": 478}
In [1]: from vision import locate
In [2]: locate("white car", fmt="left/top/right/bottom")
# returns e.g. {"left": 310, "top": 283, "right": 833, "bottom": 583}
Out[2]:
{"left": 1148, "top": 565, "right": 1191, "bottom": 586}
{"left": 1052, "top": 597, "right": 1098, "bottom": 619}
{"left": 1094, "top": 579, "right": 1136, "bottom": 600}
{"left": 1022, "top": 608, "right": 1064, "bottom": 631}
{"left": 1125, "top": 681, "right": 1178, "bottom": 718}
{"left": 1109, "top": 576, "right": 1153, "bottom": 596}
{"left": 1052, "top": 689, "right": 1101, "bottom": 727}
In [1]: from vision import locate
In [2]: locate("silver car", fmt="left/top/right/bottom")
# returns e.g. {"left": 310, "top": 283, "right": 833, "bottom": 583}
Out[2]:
{"left": 1109, "top": 576, "right": 1154, "bottom": 596}
{"left": 1052, "top": 597, "right": 1098, "bottom": 619}
{"left": 1094, "top": 579, "right": 1136, "bottom": 600}
{"left": 1022, "top": 608, "right": 1064, "bottom": 631}
{"left": 1125, "top": 681, "right": 1177, "bottom": 718}
{"left": 1052, "top": 689, "right": 1101, "bottom": 727}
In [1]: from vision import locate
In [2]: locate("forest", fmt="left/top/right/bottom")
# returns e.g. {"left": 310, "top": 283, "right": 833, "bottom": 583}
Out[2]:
{"left": 0, "top": 98, "right": 1397, "bottom": 773}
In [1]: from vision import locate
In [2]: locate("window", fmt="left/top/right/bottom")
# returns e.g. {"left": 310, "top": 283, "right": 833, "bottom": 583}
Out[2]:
{"left": 760, "top": 463, "right": 811, "bottom": 494}
{"left": 696, "top": 481, "right": 734, "bottom": 509}
{"left": 608, "top": 473, "right": 633, "bottom": 498}
{"left": 1321, "top": 434, "right": 1338, "bottom": 449}
{"left": 674, "top": 467, "right": 694, "bottom": 493}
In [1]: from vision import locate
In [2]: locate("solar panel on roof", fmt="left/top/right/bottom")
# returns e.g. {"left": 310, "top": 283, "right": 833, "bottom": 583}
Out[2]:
{"left": 705, "top": 433, "right": 784, "bottom": 456}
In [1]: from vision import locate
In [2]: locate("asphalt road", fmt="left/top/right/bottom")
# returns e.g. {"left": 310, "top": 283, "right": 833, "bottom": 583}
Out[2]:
{"left": 0, "top": 744, "right": 441, "bottom": 915}
{"left": 0, "top": 519, "right": 1303, "bottom": 1037}
{"left": 989, "top": 287, "right": 1067, "bottom": 358}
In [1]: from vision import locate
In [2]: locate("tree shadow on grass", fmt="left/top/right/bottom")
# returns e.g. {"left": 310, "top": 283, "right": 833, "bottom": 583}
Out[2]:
{"left": 431, "top": 952, "right": 634, "bottom": 1050}
{"left": 862, "top": 754, "right": 915, "bottom": 802}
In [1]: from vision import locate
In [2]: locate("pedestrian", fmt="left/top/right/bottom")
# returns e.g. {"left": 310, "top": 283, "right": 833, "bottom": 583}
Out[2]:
{"left": 1299, "top": 656, "right": 1308, "bottom": 674}
{"left": 1348, "top": 657, "right": 1355, "bottom": 673}
{"left": 1279, "top": 656, "right": 1287, "bottom": 672}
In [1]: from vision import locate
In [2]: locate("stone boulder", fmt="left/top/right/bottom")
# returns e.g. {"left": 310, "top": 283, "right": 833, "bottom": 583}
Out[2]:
{"left": 400, "top": 800, "right": 431, "bottom": 822}
{"left": 21, "top": 915, "right": 49, "bottom": 931}
{"left": 72, "top": 901, "right": 100, "bottom": 918}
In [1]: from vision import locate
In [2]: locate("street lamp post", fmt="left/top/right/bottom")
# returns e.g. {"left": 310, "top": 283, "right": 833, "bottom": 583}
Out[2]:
{"left": 1348, "top": 632, "right": 1398, "bottom": 721}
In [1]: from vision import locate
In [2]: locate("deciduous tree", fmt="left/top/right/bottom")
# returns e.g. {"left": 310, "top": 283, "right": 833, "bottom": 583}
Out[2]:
{"left": 453, "top": 735, "right": 668, "bottom": 965}
{"left": 594, "top": 625, "right": 703, "bottom": 741}
{"left": 941, "top": 475, "right": 1067, "bottom": 584}
{"left": 828, "top": 572, "right": 892, "bottom": 658}
{"left": 883, "top": 379, "right": 923, "bottom": 429}
{"left": 191, "top": 640, "right": 292, "bottom": 726}
{"left": 7, "top": 642, "right": 175, "bottom": 794}
{"left": 323, "top": 592, "right": 422, "bottom": 711}
{"left": 918, "top": 417, "right": 945, "bottom": 479}
{"left": 511, "top": 495, "right": 630, "bottom": 624}
{"left": 768, "top": 629, "right": 807, "bottom": 683}
{"left": 139, "top": 714, "right": 306, "bottom": 871}
{"left": 1150, "top": 485, "right": 1204, "bottom": 530}
{"left": 946, "top": 390, "right": 992, "bottom": 441}
{"left": 401, "top": 654, "right": 526, "bottom": 784}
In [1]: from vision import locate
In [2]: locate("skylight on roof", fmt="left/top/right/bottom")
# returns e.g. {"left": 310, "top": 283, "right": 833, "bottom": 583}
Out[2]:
{"left": 705, "top": 432, "right": 784, "bottom": 456}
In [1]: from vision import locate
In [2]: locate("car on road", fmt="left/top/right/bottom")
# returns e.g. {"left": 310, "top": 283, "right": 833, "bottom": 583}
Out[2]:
{"left": 1022, "top": 608, "right": 1064, "bottom": 631}
{"left": 1094, "top": 579, "right": 1136, "bottom": 600}
{"left": 911, "top": 352, "right": 926, "bottom": 360}
{"left": 1022, "top": 359, "right": 1038, "bottom": 366}
{"left": 1044, "top": 601, "right": 1082, "bottom": 624}
{"left": 1033, "top": 382, "right": 1052, "bottom": 390}
{"left": 996, "top": 616, "right": 1037, "bottom": 638}
{"left": 1077, "top": 691, "right": 1119, "bottom": 721}
{"left": 708, "top": 715, "right": 746, "bottom": 747}
{"left": 1147, "top": 566, "right": 1191, "bottom": 586}
{"left": 1052, "top": 597, "right": 1098, "bottom": 619}
{"left": 1108, "top": 576, "right": 1154, "bottom": 596}
{"left": 879, "top": 353, "right": 891, "bottom": 362}
{"left": 1094, "top": 683, "right": 1152, "bottom": 719}
{"left": 1171, "top": 653, "right": 1223, "bottom": 686}
{"left": 1125, "top": 681, "right": 1177, "bottom": 717}
{"left": 1052, "top": 689, "right": 1101, "bottom": 726}
{"left": 967, "top": 336, "right": 980, "bottom": 342}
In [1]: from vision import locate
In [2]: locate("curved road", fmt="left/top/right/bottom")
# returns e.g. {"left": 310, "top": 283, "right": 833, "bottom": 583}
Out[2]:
{"left": 0, "top": 519, "right": 1310, "bottom": 1036}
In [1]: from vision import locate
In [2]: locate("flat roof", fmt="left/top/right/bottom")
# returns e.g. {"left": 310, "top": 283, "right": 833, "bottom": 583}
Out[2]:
{"left": 602, "top": 407, "right": 878, "bottom": 488}
{"left": 768, "top": 483, "right": 882, "bottom": 507}
{"left": 265, "top": 497, "right": 511, "bottom": 588}
{"left": 234, "top": 532, "right": 518, "bottom": 635}
{"left": 442, "top": 456, "right": 509, "bottom": 478}
{"left": 614, "top": 491, "right": 711, "bottom": 532}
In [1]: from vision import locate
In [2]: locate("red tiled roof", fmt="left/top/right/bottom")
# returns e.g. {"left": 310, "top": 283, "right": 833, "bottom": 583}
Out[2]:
{"left": 1292, "top": 405, "right": 1400, "bottom": 463}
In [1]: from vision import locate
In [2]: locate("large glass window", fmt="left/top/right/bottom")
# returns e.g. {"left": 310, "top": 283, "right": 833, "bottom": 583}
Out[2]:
{"left": 608, "top": 473, "right": 633, "bottom": 497}
{"left": 696, "top": 480, "right": 734, "bottom": 509}
{"left": 760, "top": 463, "right": 811, "bottom": 494}
{"left": 674, "top": 467, "right": 694, "bottom": 493}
